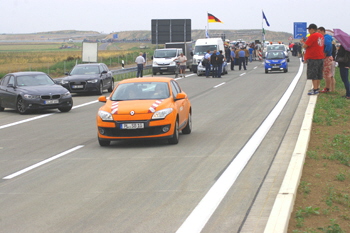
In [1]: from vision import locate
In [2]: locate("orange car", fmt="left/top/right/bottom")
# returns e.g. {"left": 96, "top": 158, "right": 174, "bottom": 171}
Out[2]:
{"left": 97, "top": 77, "right": 192, "bottom": 146}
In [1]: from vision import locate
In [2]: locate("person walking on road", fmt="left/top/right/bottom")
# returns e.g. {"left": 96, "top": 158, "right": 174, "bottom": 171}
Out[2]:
{"left": 204, "top": 50, "right": 211, "bottom": 78}
{"left": 211, "top": 50, "right": 218, "bottom": 78}
{"left": 236, "top": 47, "right": 247, "bottom": 70}
{"left": 174, "top": 53, "right": 187, "bottom": 78}
{"left": 230, "top": 48, "right": 236, "bottom": 70}
{"left": 216, "top": 50, "right": 225, "bottom": 78}
{"left": 135, "top": 52, "right": 145, "bottom": 78}
{"left": 302, "top": 23, "right": 324, "bottom": 95}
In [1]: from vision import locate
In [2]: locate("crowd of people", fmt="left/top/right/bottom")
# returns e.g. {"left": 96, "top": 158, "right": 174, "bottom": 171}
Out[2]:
{"left": 301, "top": 23, "right": 350, "bottom": 99}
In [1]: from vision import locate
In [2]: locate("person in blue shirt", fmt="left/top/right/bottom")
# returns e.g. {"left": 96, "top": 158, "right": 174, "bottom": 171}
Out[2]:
{"left": 318, "top": 27, "right": 334, "bottom": 92}
{"left": 237, "top": 47, "right": 247, "bottom": 70}
{"left": 230, "top": 48, "right": 236, "bottom": 70}
{"left": 204, "top": 50, "right": 211, "bottom": 78}
{"left": 248, "top": 46, "right": 254, "bottom": 63}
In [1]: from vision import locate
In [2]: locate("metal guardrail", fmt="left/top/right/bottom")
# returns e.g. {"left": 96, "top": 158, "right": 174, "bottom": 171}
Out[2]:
{"left": 111, "top": 65, "right": 152, "bottom": 75}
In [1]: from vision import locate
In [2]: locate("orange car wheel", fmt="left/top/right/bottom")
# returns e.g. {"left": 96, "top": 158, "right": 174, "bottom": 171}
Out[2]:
{"left": 168, "top": 119, "right": 179, "bottom": 144}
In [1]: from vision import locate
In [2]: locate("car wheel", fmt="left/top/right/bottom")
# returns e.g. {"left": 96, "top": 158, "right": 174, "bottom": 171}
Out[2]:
{"left": 16, "top": 97, "right": 27, "bottom": 114}
{"left": 0, "top": 101, "right": 4, "bottom": 111}
{"left": 98, "top": 137, "right": 110, "bottom": 147}
{"left": 97, "top": 83, "right": 103, "bottom": 95}
{"left": 58, "top": 105, "right": 72, "bottom": 112}
{"left": 168, "top": 119, "right": 179, "bottom": 144}
{"left": 182, "top": 112, "right": 192, "bottom": 134}
{"left": 153, "top": 71, "right": 157, "bottom": 75}
{"left": 284, "top": 69, "right": 288, "bottom": 73}
{"left": 265, "top": 69, "right": 268, "bottom": 74}
{"left": 108, "top": 79, "right": 114, "bottom": 92}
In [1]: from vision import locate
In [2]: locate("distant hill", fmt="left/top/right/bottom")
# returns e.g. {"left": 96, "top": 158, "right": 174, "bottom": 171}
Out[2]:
{"left": 0, "top": 29, "right": 294, "bottom": 43}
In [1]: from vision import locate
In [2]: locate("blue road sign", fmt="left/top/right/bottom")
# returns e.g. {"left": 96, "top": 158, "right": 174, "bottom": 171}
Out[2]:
{"left": 294, "top": 22, "right": 307, "bottom": 39}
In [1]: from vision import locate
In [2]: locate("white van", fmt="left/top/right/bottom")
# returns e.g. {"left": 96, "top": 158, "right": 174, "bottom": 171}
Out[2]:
{"left": 191, "top": 38, "right": 225, "bottom": 73}
{"left": 152, "top": 48, "right": 183, "bottom": 75}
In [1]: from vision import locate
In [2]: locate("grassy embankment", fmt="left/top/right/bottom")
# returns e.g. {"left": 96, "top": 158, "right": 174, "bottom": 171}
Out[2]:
{"left": 288, "top": 68, "right": 350, "bottom": 232}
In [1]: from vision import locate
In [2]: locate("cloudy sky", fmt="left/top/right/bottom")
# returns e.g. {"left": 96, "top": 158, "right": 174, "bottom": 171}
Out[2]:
{"left": 1, "top": 0, "right": 350, "bottom": 36}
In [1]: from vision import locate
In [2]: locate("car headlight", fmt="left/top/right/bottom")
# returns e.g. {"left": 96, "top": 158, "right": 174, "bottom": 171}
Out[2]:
{"left": 62, "top": 91, "right": 71, "bottom": 98}
{"left": 61, "top": 80, "right": 69, "bottom": 84}
{"left": 153, "top": 61, "right": 158, "bottom": 65}
{"left": 98, "top": 110, "right": 113, "bottom": 121}
{"left": 152, "top": 108, "right": 173, "bottom": 119}
{"left": 23, "top": 94, "right": 40, "bottom": 99}
{"left": 281, "top": 59, "right": 286, "bottom": 63}
{"left": 265, "top": 60, "right": 271, "bottom": 64}
{"left": 87, "top": 79, "right": 99, "bottom": 83}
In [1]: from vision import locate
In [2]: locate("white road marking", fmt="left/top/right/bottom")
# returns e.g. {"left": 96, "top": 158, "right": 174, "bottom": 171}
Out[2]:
{"left": 213, "top": 82, "right": 226, "bottom": 88}
{"left": 3, "top": 145, "right": 84, "bottom": 179}
{"left": 176, "top": 60, "right": 304, "bottom": 233}
{"left": 240, "top": 73, "right": 246, "bottom": 76}
{"left": 254, "top": 66, "right": 258, "bottom": 69}
{"left": 0, "top": 100, "right": 98, "bottom": 130}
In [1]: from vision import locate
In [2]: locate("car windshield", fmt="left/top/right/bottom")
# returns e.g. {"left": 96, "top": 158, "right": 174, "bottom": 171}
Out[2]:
{"left": 266, "top": 51, "right": 285, "bottom": 59}
{"left": 70, "top": 66, "right": 100, "bottom": 75}
{"left": 153, "top": 50, "right": 178, "bottom": 58}
{"left": 16, "top": 74, "right": 55, "bottom": 86}
{"left": 267, "top": 45, "right": 285, "bottom": 51}
{"left": 111, "top": 82, "right": 170, "bottom": 101}
{"left": 194, "top": 45, "right": 218, "bottom": 55}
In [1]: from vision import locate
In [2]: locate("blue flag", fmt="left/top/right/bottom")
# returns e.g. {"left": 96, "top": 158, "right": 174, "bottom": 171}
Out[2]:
{"left": 262, "top": 11, "right": 270, "bottom": 27}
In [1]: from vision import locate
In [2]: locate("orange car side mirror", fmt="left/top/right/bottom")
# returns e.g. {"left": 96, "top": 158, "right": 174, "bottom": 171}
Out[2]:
{"left": 98, "top": 96, "right": 107, "bottom": 102}
{"left": 176, "top": 93, "right": 186, "bottom": 100}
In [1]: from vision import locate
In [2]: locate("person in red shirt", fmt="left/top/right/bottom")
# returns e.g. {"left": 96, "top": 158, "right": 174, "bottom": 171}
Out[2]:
{"left": 302, "top": 23, "right": 325, "bottom": 95}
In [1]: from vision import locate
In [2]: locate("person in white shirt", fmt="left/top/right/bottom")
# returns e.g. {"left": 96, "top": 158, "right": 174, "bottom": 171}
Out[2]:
{"left": 135, "top": 52, "right": 145, "bottom": 78}
{"left": 174, "top": 53, "right": 187, "bottom": 78}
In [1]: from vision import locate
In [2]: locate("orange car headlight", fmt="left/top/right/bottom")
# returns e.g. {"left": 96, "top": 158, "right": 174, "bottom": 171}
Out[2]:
{"left": 152, "top": 108, "right": 173, "bottom": 120}
{"left": 98, "top": 110, "right": 113, "bottom": 121}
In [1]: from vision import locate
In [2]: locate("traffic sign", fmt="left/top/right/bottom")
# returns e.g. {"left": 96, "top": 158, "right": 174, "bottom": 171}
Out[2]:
{"left": 294, "top": 22, "right": 307, "bottom": 39}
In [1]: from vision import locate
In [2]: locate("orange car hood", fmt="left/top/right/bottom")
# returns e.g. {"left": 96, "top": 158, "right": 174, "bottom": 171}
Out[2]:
{"left": 103, "top": 98, "right": 171, "bottom": 115}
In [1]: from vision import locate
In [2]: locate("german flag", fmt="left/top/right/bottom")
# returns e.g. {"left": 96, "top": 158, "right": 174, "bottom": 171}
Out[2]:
{"left": 208, "top": 13, "right": 223, "bottom": 23}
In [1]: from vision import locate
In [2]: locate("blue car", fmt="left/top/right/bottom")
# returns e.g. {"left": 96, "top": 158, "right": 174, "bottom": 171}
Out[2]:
{"left": 264, "top": 50, "right": 288, "bottom": 73}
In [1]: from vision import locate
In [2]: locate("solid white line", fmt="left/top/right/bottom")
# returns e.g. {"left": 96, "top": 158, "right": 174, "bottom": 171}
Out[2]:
{"left": 213, "top": 82, "right": 226, "bottom": 88}
{"left": 176, "top": 60, "right": 304, "bottom": 233}
{"left": 0, "top": 100, "right": 99, "bottom": 130}
{"left": 3, "top": 145, "right": 84, "bottom": 179}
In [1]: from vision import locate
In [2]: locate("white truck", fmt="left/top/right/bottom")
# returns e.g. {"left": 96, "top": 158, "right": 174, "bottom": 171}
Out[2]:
{"left": 191, "top": 38, "right": 225, "bottom": 73}
{"left": 165, "top": 41, "right": 193, "bottom": 71}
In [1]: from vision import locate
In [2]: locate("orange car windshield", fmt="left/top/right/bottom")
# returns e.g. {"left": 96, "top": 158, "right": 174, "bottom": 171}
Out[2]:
{"left": 111, "top": 82, "right": 170, "bottom": 101}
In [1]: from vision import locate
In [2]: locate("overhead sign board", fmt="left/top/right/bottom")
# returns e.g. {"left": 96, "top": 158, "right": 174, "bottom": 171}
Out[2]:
{"left": 151, "top": 19, "right": 191, "bottom": 44}
{"left": 294, "top": 22, "right": 307, "bottom": 39}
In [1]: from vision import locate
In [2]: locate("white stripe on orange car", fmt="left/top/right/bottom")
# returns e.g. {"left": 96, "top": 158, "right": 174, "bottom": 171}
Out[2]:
{"left": 148, "top": 100, "right": 163, "bottom": 113}
{"left": 111, "top": 101, "right": 119, "bottom": 114}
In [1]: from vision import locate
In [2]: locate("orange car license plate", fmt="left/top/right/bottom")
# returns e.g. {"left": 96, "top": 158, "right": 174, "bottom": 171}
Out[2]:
{"left": 120, "top": 123, "right": 144, "bottom": 129}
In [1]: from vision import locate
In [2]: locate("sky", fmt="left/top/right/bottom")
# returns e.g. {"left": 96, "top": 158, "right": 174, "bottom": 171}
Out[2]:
{"left": 1, "top": 0, "right": 350, "bottom": 37}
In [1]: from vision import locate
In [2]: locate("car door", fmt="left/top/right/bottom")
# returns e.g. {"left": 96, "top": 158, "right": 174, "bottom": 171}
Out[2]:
{"left": 0, "top": 75, "right": 17, "bottom": 108}
{"left": 99, "top": 64, "right": 109, "bottom": 89}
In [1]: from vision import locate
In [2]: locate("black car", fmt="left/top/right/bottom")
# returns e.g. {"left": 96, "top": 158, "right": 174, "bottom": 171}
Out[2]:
{"left": 0, "top": 72, "right": 73, "bottom": 114}
{"left": 60, "top": 63, "right": 114, "bottom": 95}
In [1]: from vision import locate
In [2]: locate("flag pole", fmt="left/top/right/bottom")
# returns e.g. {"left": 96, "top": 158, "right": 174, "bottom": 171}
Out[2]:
{"left": 207, "top": 11, "right": 209, "bottom": 36}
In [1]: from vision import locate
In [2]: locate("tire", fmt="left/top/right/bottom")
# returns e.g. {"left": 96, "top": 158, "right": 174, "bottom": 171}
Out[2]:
{"left": 265, "top": 69, "right": 268, "bottom": 74}
{"left": 16, "top": 97, "right": 28, "bottom": 114}
{"left": 97, "top": 83, "right": 103, "bottom": 95}
{"left": 153, "top": 72, "right": 157, "bottom": 75}
{"left": 58, "top": 105, "right": 72, "bottom": 112}
{"left": 0, "top": 101, "right": 4, "bottom": 111}
{"left": 168, "top": 119, "right": 179, "bottom": 144}
{"left": 182, "top": 112, "right": 192, "bottom": 134}
{"left": 108, "top": 79, "right": 114, "bottom": 92}
{"left": 98, "top": 137, "right": 110, "bottom": 147}
{"left": 284, "top": 69, "right": 288, "bottom": 73}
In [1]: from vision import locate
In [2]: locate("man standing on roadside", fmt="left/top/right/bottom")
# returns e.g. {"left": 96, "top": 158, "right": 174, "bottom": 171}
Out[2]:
{"left": 211, "top": 50, "right": 218, "bottom": 78}
{"left": 236, "top": 47, "right": 247, "bottom": 70}
{"left": 302, "top": 23, "right": 324, "bottom": 95}
{"left": 135, "top": 52, "right": 145, "bottom": 78}
{"left": 216, "top": 50, "right": 225, "bottom": 78}
{"left": 318, "top": 27, "right": 335, "bottom": 93}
